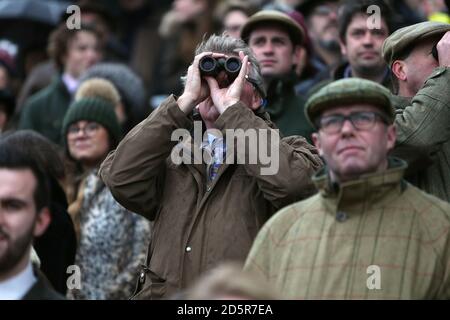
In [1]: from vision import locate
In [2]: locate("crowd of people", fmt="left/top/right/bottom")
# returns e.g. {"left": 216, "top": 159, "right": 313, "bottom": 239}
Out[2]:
{"left": 0, "top": 0, "right": 450, "bottom": 300}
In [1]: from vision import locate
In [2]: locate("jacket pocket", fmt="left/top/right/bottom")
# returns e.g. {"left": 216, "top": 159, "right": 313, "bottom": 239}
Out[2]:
{"left": 130, "top": 265, "right": 166, "bottom": 300}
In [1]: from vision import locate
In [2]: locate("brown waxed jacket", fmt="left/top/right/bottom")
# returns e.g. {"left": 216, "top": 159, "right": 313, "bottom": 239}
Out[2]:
{"left": 99, "top": 95, "right": 323, "bottom": 299}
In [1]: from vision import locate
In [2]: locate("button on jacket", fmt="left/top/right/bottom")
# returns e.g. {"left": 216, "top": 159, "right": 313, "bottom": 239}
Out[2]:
{"left": 245, "top": 158, "right": 450, "bottom": 299}
{"left": 100, "top": 95, "right": 323, "bottom": 299}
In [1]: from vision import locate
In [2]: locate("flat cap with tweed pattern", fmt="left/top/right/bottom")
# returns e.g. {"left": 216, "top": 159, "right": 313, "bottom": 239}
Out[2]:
{"left": 305, "top": 78, "right": 395, "bottom": 128}
{"left": 382, "top": 21, "right": 450, "bottom": 67}
{"left": 241, "top": 10, "right": 305, "bottom": 46}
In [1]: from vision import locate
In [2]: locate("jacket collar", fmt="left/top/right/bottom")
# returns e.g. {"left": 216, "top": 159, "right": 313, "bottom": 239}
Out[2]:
{"left": 312, "top": 157, "right": 408, "bottom": 206}
{"left": 265, "top": 72, "right": 299, "bottom": 117}
{"left": 332, "top": 62, "right": 392, "bottom": 90}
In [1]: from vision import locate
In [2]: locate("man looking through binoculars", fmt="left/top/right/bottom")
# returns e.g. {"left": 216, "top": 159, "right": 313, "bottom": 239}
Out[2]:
{"left": 99, "top": 33, "right": 322, "bottom": 299}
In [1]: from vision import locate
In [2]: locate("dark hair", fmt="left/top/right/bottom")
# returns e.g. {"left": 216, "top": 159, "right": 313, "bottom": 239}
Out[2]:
{"left": 338, "top": 0, "right": 393, "bottom": 43}
{"left": 0, "top": 142, "right": 50, "bottom": 212}
{"left": 0, "top": 90, "right": 15, "bottom": 117}
{"left": 0, "top": 130, "right": 65, "bottom": 181}
{"left": 47, "top": 23, "right": 100, "bottom": 72}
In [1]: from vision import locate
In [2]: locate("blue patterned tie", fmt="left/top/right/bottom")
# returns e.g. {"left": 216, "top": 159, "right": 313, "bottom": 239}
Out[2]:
{"left": 208, "top": 137, "right": 224, "bottom": 182}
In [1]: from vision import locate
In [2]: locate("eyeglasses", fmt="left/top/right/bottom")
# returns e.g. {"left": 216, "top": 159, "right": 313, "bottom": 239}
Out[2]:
{"left": 67, "top": 122, "right": 100, "bottom": 137}
{"left": 317, "top": 111, "right": 388, "bottom": 134}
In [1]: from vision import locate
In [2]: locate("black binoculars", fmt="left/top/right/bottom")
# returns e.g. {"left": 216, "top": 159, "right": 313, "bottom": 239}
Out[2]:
{"left": 199, "top": 56, "right": 242, "bottom": 80}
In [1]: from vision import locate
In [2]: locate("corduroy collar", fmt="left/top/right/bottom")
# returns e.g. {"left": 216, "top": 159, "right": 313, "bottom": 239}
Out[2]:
{"left": 312, "top": 157, "right": 408, "bottom": 205}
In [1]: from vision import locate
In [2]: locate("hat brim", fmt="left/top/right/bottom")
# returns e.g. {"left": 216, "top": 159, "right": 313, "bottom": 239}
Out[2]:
{"left": 241, "top": 12, "right": 304, "bottom": 46}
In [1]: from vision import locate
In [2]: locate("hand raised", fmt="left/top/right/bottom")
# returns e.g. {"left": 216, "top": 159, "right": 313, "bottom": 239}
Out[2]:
{"left": 437, "top": 31, "right": 450, "bottom": 67}
{"left": 204, "top": 52, "right": 249, "bottom": 114}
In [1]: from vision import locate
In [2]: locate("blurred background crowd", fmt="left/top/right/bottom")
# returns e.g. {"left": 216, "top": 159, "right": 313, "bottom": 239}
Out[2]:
{"left": 1, "top": 0, "right": 450, "bottom": 137}
{"left": 1, "top": 0, "right": 450, "bottom": 300}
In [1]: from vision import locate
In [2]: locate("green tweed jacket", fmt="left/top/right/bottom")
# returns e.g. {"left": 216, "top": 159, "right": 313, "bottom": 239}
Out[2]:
{"left": 245, "top": 158, "right": 450, "bottom": 299}
{"left": 391, "top": 67, "right": 450, "bottom": 203}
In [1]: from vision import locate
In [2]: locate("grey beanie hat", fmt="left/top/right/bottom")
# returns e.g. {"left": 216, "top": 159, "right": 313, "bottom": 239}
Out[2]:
{"left": 80, "top": 63, "right": 147, "bottom": 119}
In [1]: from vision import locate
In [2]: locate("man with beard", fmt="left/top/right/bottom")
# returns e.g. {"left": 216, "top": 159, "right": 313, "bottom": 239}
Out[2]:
{"left": 296, "top": 0, "right": 342, "bottom": 74}
{"left": 0, "top": 143, "right": 62, "bottom": 300}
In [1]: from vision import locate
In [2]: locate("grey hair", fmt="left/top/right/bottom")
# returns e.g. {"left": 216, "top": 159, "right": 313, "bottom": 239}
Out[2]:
{"left": 181, "top": 33, "right": 266, "bottom": 98}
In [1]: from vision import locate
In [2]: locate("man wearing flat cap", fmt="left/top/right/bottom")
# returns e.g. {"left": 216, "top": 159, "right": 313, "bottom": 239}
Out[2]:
{"left": 245, "top": 78, "right": 450, "bottom": 299}
{"left": 241, "top": 10, "right": 313, "bottom": 139}
{"left": 296, "top": 0, "right": 342, "bottom": 74}
{"left": 382, "top": 21, "right": 450, "bottom": 202}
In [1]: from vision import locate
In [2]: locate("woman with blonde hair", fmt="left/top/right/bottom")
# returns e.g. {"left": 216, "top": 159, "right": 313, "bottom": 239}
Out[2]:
{"left": 63, "top": 78, "right": 150, "bottom": 300}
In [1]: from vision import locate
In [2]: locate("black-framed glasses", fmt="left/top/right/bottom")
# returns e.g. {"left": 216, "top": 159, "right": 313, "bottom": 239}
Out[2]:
{"left": 317, "top": 111, "right": 388, "bottom": 134}
{"left": 67, "top": 122, "right": 100, "bottom": 136}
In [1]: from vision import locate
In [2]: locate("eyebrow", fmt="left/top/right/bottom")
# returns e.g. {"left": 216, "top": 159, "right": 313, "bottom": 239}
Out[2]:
{"left": 0, "top": 198, "right": 28, "bottom": 208}
{"left": 251, "top": 34, "right": 289, "bottom": 41}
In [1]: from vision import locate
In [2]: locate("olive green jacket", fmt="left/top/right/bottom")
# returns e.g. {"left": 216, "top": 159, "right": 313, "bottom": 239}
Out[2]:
{"left": 19, "top": 76, "right": 71, "bottom": 145}
{"left": 245, "top": 158, "right": 450, "bottom": 299}
{"left": 264, "top": 74, "right": 314, "bottom": 142}
{"left": 391, "top": 66, "right": 450, "bottom": 202}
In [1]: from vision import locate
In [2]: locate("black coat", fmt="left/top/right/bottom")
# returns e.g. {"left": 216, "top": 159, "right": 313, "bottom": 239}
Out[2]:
{"left": 34, "top": 178, "right": 77, "bottom": 295}
{"left": 22, "top": 267, "right": 65, "bottom": 300}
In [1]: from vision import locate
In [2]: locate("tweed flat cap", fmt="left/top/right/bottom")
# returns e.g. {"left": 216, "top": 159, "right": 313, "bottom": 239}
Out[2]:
{"left": 305, "top": 78, "right": 395, "bottom": 128}
{"left": 241, "top": 10, "right": 304, "bottom": 45}
{"left": 382, "top": 21, "right": 450, "bottom": 67}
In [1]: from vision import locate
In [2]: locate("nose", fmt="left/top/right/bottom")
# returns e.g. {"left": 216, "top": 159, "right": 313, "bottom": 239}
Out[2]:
{"left": 87, "top": 48, "right": 99, "bottom": 64}
{"left": 362, "top": 32, "right": 374, "bottom": 45}
{"left": 262, "top": 41, "right": 274, "bottom": 55}
{"left": 328, "top": 10, "right": 338, "bottom": 21}
{"left": 340, "top": 118, "right": 355, "bottom": 135}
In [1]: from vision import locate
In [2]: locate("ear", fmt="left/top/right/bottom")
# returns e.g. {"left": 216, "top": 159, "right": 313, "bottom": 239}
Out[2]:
{"left": 0, "top": 111, "right": 7, "bottom": 130}
{"left": 311, "top": 132, "right": 324, "bottom": 157}
{"left": 294, "top": 47, "right": 307, "bottom": 76}
{"left": 385, "top": 124, "right": 396, "bottom": 152}
{"left": 339, "top": 38, "right": 348, "bottom": 57}
{"left": 33, "top": 207, "right": 51, "bottom": 238}
{"left": 292, "top": 45, "right": 302, "bottom": 65}
{"left": 392, "top": 60, "right": 407, "bottom": 81}
{"left": 249, "top": 92, "right": 263, "bottom": 111}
